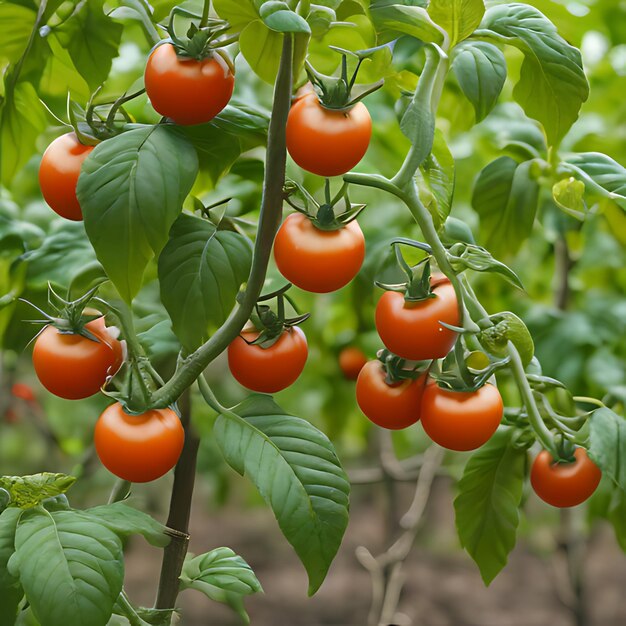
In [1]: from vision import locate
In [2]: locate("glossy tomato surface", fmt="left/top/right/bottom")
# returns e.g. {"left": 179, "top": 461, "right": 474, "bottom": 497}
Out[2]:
{"left": 228, "top": 327, "right": 308, "bottom": 393}
{"left": 339, "top": 346, "right": 368, "bottom": 381}
{"left": 420, "top": 383, "right": 503, "bottom": 451}
{"left": 95, "top": 403, "right": 184, "bottom": 483}
{"left": 33, "top": 318, "right": 123, "bottom": 400}
{"left": 356, "top": 360, "right": 428, "bottom": 430}
{"left": 274, "top": 213, "right": 365, "bottom": 293}
{"left": 531, "top": 447, "right": 601, "bottom": 508}
{"left": 144, "top": 43, "right": 234, "bottom": 125}
{"left": 375, "top": 278, "right": 460, "bottom": 361}
{"left": 39, "top": 133, "right": 93, "bottom": 221}
{"left": 286, "top": 94, "right": 372, "bottom": 177}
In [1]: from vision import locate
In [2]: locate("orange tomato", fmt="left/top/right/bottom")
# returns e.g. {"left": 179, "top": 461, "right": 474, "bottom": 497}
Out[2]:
{"left": 339, "top": 347, "right": 368, "bottom": 381}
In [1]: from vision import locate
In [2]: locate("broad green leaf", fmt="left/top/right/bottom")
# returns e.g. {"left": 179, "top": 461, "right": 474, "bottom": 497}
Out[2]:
{"left": 0, "top": 3, "right": 36, "bottom": 64}
{"left": 10, "top": 509, "right": 124, "bottom": 626}
{"left": 77, "top": 125, "right": 198, "bottom": 302}
{"left": 588, "top": 408, "right": 626, "bottom": 493}
{"left": 415, "top": 128, "right": 455, "bottom": 229}
{"left": 158, "top": 212, "right": 253, "bottom": 351}
{"left": 369, "top": 1, "right": 443, "bottom": 44}
{"left": 454, "top": 428, "right": 526, "bottom": 585}
{"left": 214, "top": 0, "right": 259, "bottom": 30}
{"left": 480, "top": 4, "right": 589, "bottom": 146}
{"left": 0, "top": 508, "right": 23, "bottom": 626}
{"left": 0, "top": 81, "right": 47, "bottom": 186}
{"left": 24, "top": 222, "right": 100, "bottom": 289}
{"left": 563, "top": 152, "right": 626, "bottom": 210}
{"left": 428, "top": 0, "right": 485, "bottom": 47}
{"left": 472, "top": 156, "right": 539, "bottom": 258}
{"left": 0, "top": 474, "right": 76, "bottom": 510}
{"left": 452, "top": 41, "right": 506, "bottom": 121}
{"left": 180, "top": 547, "right": 262, "bottom": 624}
{"left": 214, "top": 395, "right": 350, "bottom": 594}
{"left": 40, "top": 35, "right": 90, "bottom": 100}
{"left": 239, "top": 20, "right": 284, "bottom": 83}
{"left": 259, "top": 2, "right": 311, "bottom": 33}
{"left": 84, "top": 503, "right": 170, "bottom": 548}
{"left": 55, "top": 0, "right": 123, "bottom": 90}
{"left": 608, "top": 493, "right": 626, "bottom": 552}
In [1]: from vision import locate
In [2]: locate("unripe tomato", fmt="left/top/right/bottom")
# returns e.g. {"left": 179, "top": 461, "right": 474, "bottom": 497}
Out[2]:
{"left": 33, "top": 318, "right": 124, "bottom": 400}
{"left": 39, "top": 133, "right": 93, "bottom": 221}
{"left": 274, "top": 213, "right": 365, "bottom": 293}
{"left": 339, "top": 347, "right": 368, "bottom": 381}
{"left": 420, "top": 383, "right": 503, "bottom": 451}
{"left": 531, "top": 447, "right": 601, "bottom": 508}
{"left": 356, "top": 360, "right": 428, "bottom": 430}
{"left": 228, "top": 327, "right": 308, "bottom": 393}
{"left": 375, "top": 278, "right": 460, "bottom": 361}
{"left": 286, "top": 94, "right": 372, "bottom": 177}
{"left": 95, "top": 403, "right": 184, "bottom": 483}
{"left": 144, "top": 43, "right": 235, "bottom": 125}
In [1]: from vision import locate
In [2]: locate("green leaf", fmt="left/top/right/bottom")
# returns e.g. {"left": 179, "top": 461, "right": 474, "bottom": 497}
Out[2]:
{"left": 480, "top": 4, "right": 589, "bottom": 146}
{"left": 447, "top": 244, "right": 524, "bottom": 290}
{"left": 158, "top": 213, "right": 253, "bottom": 351}
{"left": 0, "top": 508, "right": 23, "bottom": 626}
{"left": 55, "top": 0, "right": 123, "bottom": 90}
{"left": 77, "top": 126, "right": 199, "bottom": 302}
{"left": 588, "top": 408, "right": 626, "bottom": 493}
{"left": 472, "top": 156, "right": 539, "bottom": 258}
{"left": 451, "top": 41, "right": 506, "bottom": 122}
{"left": 0, "top": 3, "right": 37, "bottom": 64}
{"left": 259, "top": 2, "right": 311, "bottom": 33}
{"left": 0, "top": 80, "right": 47, "bottom": 186}
{"left": 552, "top": 177, "right": 585, "bottom": 218}
{"left": 369, "top": 1, "right": 444, "bottom": 44}
{"left": 214, "top": 0, "right": 259, "bottom": 31}
{"left": 10, "top": 508, "right": 124, "bottom": 626}
{"left": 0, "top": 474, "right": 76, "bottom": 510}
{"left": 214, "top": 395, "right": 350, "bottom": 595}
{"left": 238, "top": 20, "right": 284, "bottom": 83}
{"left": 180, "top": 547, "right": 262, "bottom": 624}
{"left": 563, "top": 152, "right": 626, "bottom": 210}
{"left": 415, "top": 128, "right": 455, "bottom": 229}
{"left": 84, "top": 503, "right": 170, "bottom": 548}
{"left": 454, "top": 428, "right": 526, "bottom": 585}
{"left": 428, "top": 0, "right": 485, "bottom": 47}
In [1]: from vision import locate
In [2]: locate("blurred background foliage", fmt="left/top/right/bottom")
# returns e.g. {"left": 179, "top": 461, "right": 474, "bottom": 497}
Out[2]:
{"left": 0, "top": 0, "right": 624, "bottom": 600}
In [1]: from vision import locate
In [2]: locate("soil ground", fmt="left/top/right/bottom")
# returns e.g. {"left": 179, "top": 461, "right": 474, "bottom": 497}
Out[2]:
{"left": 123, "top": 477, "right": 626, "bottom": 626}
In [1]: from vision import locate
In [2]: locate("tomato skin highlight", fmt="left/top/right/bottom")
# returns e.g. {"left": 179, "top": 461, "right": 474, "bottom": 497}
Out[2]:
{"left": 420, "top": 383, "right": 503, "bottom": 451}
{"left": 274, "top": 213, "right": 365, "bottom": 293}
{"left": 531, "top": 447, "right": 601, "bottom": 508}
{"left": 39, "top": 133, "right": 93, "bottom": 221}
{"left": 286, "top": 95, "right": 372, "bottom": 177}
{"left": 375, "top": 280, "right": 460, "bottom": 361}
{"left": 144, "top": 43, "right": 234, "bottom": 125}
{"left": 228, "top": 327, "right": 308, "bottom": 393}
{"left": 32, "top": 318, "right": 123, "bottom": 400}
{"left": 339, "top": 347, "right": 368, "bottom": 381}
{"left": 95, "top": 403, "right": 184, "bottom": 483}
{"left": 356, "top": 360, "right": 428, "bottom": 430}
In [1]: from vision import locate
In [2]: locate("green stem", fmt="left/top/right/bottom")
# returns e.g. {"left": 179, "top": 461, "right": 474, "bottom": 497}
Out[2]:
{"left": 150, "top": 34, "right": 294, "bottom": 409}
{"left": 197, "top": 375, "right": 227, "bottom": 413}
{"left": 508, "top": 341, "right": 558, "bottom": 456}
{"left": 200, "top": 0, "right": 211, "bottom": 28}
{"left": 116, "top": 591, "right": 143, "bottom": 626}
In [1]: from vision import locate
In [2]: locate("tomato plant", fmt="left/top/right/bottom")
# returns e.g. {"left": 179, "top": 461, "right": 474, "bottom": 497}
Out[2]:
{"left": 0, "top": 0, "right": 624, "bottom": 625}
{"left": 94, "top": 403, "right": 185, "bottom": 483}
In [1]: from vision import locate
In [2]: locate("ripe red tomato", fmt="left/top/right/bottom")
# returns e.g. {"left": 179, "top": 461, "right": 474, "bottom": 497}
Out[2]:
{"left": 32, "top": 318, "right": 124, "bottom": 400}
{"left": 286, "top": 94, "right": 372, "bottom": 177}
{"left": 95, "top": 403, "right": 184, "bottom": 483}
{"left": 39, "top": 133, "right": 93, "bottom": 221}
{"left": 339, "top": 347, "right": 368, "bottom": 381}
{"left": 420, "top": 383, "right": 503, "bottom": 451}
{"left": 356, "top": 360, "right": 428, "bottom": 430}
{"left": 11, "top": 383, "right": 36, "bottom": 404}
{"left": 274, "top": 213, "right": 365, "bottom": 293}
{"left": 144, "top": 43, "right": 235, "bottom": 125}
{"left": 531, "top": 447, "right": 601, "bottom": 508}
{"left": 375, "top": 277, "right": 460, "bottom": 361}
{"left": 228, "top": 327, "right": 308, "bottom": 393}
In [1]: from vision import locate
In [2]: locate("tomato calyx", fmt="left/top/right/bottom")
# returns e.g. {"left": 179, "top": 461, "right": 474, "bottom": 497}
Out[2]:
{"left": 245, "top": 283, "right": 310, "bottom": 349}
{"left": 304, "top": 45, "right": 386, "bottom": 110}
{"left": 284, "top": 179, "right": 366, "bottom": 231}
{"left": 376, "top": 349, "right": 430, "bottom": 385}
